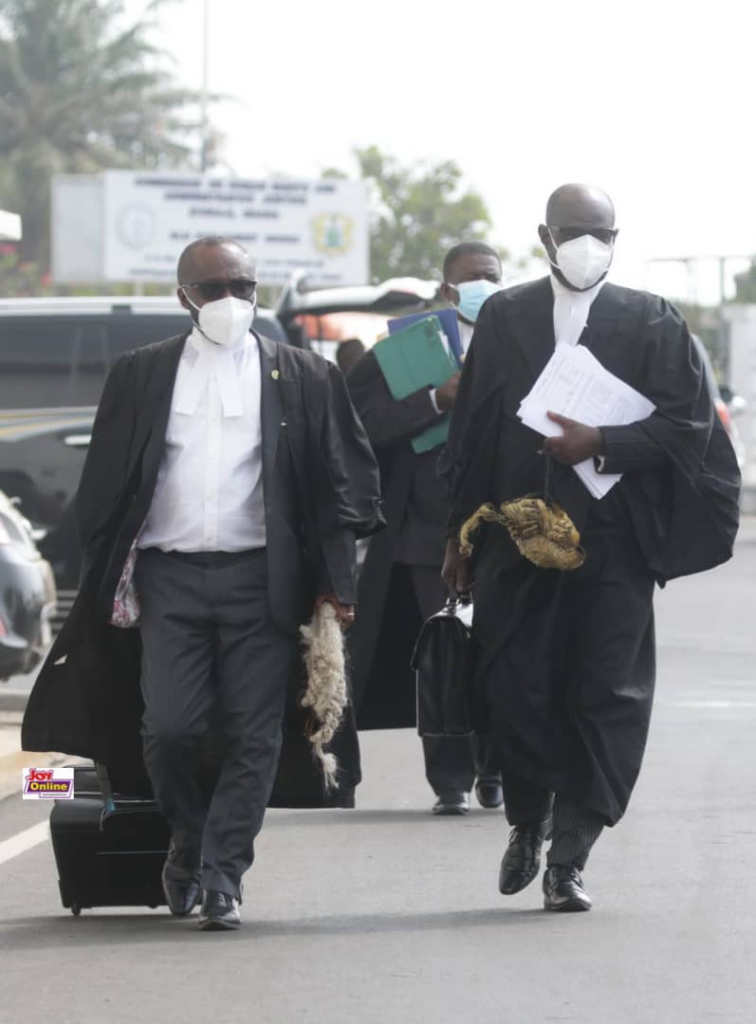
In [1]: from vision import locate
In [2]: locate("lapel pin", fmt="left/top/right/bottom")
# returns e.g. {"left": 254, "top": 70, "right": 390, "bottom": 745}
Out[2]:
{"left": 271, "top": 369, "right": 280, "bottom": 380}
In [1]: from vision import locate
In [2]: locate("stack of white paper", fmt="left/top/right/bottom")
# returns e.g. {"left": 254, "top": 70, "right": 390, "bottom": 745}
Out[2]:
{"left": 518, "top": 343, "right": 655, "bottom": 499}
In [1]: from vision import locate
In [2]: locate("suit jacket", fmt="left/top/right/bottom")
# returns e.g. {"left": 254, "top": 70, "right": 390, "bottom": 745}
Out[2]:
{"left": 345, "top": 349, "right": 450, "bottom": 717}
{"left": 442, "top": 276, "right": 741, "bottom": 584}
{"left": 22, "top": 331, "right": 383, "bottom": 773}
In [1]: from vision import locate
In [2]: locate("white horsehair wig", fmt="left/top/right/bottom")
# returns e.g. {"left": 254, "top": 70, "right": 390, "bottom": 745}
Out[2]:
{"left": 299, "top": 602, "right": 348, "bottom": 790}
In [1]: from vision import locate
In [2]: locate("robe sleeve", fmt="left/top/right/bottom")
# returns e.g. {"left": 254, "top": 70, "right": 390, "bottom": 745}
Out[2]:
{"left": 598, "top": 297, "right": 714, "bottom": 479}
{"left": 440, "top": 300, "right": 507, "bottom": 538}
{"left": 346, "top": 350, "right": 441, "bottom": 447}
{"left": 74, "top": 352, "right": 137, "bottom": 551}
{"left": 315, "top": 361, "right": 385, "bottom": 539}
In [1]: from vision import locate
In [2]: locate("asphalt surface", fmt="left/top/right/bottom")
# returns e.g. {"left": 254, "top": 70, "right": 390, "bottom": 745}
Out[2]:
{"left": 1, "top": 540, "right": 755, "bottom": 1024}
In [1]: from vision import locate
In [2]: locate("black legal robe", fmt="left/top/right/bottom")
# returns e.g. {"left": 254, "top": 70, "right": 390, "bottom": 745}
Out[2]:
{"left": 441, "top": 277, "right": 740, "bottom": 824}
{"left": 22, "top": 332, "right": 384, "bottom": 803}
{"left": 346, "top": 349, "right": 449, "bottom": 728}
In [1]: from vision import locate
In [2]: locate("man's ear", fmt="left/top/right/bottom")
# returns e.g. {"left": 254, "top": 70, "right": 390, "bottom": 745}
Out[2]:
{"left": 537, "top": 224, "right": 552, "bottom": 251}
{"left": 177, "top": 287, "right": 192, "bottom": 312}
{"left": 440, "top": 282, "right": 457, "bottom": 304}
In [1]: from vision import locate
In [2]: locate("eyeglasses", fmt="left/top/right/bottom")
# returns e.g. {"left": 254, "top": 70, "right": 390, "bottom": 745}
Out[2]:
{"left": 549, "top": 227, "right": 618, "bottom": 246}
{"left": 180, "top": 278, "right": 257, "bottom": 302}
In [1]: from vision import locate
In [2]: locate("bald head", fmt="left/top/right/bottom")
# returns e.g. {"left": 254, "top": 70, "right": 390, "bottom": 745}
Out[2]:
{"left": 545, "top": 184, "right": 615, "bottom": 231}
{"left": 177, "top": 236, "right": 255, "bottom": 285}
{"left": 538, "top": 184, "right": 618, "bottom": 292}
{"left": 176, "top": 236, "right": 257, "bottom": 316}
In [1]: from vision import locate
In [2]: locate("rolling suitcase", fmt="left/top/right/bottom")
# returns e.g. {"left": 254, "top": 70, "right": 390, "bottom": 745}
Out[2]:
{"left": 49, "top": 763, "right": 170, "bottom": 916}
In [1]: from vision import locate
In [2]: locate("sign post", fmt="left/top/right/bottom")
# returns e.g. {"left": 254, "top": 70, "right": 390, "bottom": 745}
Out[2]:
{"left": 100, "top": 171, "right": 369, "bottom": 287}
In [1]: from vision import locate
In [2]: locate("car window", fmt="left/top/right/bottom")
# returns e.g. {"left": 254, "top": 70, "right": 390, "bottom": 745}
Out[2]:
{"left": 0, "top": 315, "right": 187, "bottom": 410}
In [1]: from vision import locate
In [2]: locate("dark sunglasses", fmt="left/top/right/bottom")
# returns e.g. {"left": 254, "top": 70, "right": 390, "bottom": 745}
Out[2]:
{"left": 549, "top": 227, "right": 618, "bottom": 246}
{"left": 181, "top": 278, "right": 257, "bottom": 302}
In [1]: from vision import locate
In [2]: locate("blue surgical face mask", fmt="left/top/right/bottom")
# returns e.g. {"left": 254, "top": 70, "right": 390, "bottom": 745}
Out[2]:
{"left": 453, "top": 279, "right": 502, "bottom": 323}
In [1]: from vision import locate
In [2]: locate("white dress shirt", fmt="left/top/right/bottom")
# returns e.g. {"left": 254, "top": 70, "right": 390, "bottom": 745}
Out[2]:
{"left": 138, "top": 326, "right": 266, "bottom": 552}
{"left": 429, "top": 316, "right": 473, "bottom": 415}
{"left": 550, "top": 272, "right": 605, "bottom": 347}
{"left": 551, "top": 273, "right": 608, "bottom": 470}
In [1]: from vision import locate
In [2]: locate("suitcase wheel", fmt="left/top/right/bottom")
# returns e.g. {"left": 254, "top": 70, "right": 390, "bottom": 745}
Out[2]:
{"left": 70, "top": 904, "right": 81, "bottom": 917}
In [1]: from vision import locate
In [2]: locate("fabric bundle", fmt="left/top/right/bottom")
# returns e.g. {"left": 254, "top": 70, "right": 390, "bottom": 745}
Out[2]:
{"left": 459, "top": 496, "right": 586, "bottom": 571}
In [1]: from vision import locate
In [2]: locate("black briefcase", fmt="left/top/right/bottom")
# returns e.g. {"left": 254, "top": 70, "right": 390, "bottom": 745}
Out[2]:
{"left": 412, "top": 596, "right": 474, "bottom": 737}
{"left": 49, "top": 764, "right": 169, "bottom": 916}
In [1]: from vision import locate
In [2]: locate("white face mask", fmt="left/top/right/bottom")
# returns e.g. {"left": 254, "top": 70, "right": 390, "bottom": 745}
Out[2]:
{"left": 184, "top": 294, "right": 255, "bottom": 348}
{"left": 548, "top": 231, "right": 613, "bottom": 291}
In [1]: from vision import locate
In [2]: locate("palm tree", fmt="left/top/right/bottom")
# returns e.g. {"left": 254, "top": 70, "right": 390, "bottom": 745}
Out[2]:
{"left": 0, "top": 0, "right": 199, "bottom": 264}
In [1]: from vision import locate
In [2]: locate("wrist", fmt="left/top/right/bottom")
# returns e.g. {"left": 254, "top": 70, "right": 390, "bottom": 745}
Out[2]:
{"left": 592, "top": 427, "right": 606, "bottom": 457}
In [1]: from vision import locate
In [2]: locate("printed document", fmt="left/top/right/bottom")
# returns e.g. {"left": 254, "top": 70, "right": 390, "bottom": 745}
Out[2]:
{"left": 518, "top": 343, "right": 655, "bottom": 498}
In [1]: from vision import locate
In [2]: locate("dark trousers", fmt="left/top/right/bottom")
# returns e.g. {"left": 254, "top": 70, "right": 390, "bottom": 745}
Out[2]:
{"left": 135, "top": 548, "right": 297, "bottom": 897}
{"left": 406, "top": 564, "right": 500, "bottom": 795}
{"left": 501, "top": 770, "right": 604, "bottom": 871}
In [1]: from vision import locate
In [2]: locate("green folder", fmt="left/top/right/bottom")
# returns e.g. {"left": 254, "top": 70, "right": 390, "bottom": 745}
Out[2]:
{"left": 372, "top": 317, "right": 457, "bottom": 454}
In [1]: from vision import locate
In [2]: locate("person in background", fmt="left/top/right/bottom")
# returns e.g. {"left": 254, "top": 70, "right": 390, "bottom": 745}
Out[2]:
{"left": 442, "top": 185, "right": 740, "bottom": 911}
{"left": 336, "top": 338, "right": 366, "bottom": 376}
{"left": 347, "top": 241, "right": 504, "bottom": 815}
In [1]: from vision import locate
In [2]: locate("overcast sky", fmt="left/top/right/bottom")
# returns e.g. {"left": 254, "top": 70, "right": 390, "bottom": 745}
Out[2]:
{"left": 132, "top": 0, "right": 755, "bottom": 303}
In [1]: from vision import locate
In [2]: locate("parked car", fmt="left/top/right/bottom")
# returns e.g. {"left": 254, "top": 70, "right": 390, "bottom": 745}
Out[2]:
{"left": 0, "top": 278, "right": 438, "bottom": 590}
{"left": 0, "top": 489, "right": 56, "bottom": 681}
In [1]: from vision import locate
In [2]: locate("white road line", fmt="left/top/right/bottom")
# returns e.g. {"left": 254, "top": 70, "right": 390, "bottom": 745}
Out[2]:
{"left": 667, "top": 700, "right": 756, "bottom": 709}
{"left": 0, "top": 821, "right": 49, "bottom": 868}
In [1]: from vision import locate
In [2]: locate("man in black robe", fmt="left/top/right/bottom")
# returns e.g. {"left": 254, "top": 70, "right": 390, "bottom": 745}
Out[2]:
{"left": 22, "top": 237, "right": 383, "bottom": 930}
{"left": 348, "top": 242, "right": 503, "bottom": 814}
{"left": 441, "top": 185, "right": 740, "bottom": 911}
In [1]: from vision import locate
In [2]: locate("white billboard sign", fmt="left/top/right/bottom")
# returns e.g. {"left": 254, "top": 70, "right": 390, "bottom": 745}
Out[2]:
{"left": 102, "top": 171, "right": 369, "bottom": 287}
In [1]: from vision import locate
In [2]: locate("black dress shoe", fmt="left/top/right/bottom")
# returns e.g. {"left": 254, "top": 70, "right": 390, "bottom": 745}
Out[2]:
{"left": 161, "top": 845, "right": 202, "bottom": 918}
{"left": 475, "top": 778, "right": 504, "bottom": 809}
{"left": 543, "top": 865, "right": 592, "bottom": 912}
{"left": 498, "top": 820, "right": 550, "bottom": 895}
{"left": 199, "top": 890, "right": 242, "bottom": 931}
{"left": 432, "top": 791, "right": 470, "bottom": 815}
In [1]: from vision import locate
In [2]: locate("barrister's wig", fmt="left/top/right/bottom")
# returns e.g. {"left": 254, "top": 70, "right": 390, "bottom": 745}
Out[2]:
{"left": 299, "top": 602, "right": 348, "bottom": 790}
{"left": 459, "top": 497, "right": 586, "bottom": 571}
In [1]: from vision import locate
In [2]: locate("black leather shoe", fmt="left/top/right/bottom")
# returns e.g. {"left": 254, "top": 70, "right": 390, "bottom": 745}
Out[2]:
{"left": 162, "top": 845, "right": 202, "bottom": 918}
{"left": 498, "top": 820, "right": 550, "bottom": 895}
{"left": 543, "top": 865, "right": 592, "bottom": 912}
{"left": 198, "top": 890, "right": 242, "bottom": 931}
{"left": 432, "top": 791, "right": 470, "bottom": 815}
{"left": 475, "top": 778, "right": 504, "bottom": 809}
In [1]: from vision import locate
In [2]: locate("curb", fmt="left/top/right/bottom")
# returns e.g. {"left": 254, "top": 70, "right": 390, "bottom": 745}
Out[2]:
{"left": 0, "top": 691, "right": 31, "bottom": 713}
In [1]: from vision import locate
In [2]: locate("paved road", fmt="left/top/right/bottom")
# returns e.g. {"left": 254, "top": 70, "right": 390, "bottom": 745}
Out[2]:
{"left": 0, "top": 541, "right": 754, "bottom": 1023}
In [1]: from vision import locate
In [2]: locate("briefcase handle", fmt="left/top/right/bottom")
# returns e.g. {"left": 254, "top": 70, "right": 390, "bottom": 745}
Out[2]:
{"left": 443, "top": 592, "right": 472, "bottom": 613}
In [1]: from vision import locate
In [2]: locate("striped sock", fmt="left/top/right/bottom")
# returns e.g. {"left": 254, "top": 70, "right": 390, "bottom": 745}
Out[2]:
{"left": 546, "top": 795, "right": 605, "bottom": 870}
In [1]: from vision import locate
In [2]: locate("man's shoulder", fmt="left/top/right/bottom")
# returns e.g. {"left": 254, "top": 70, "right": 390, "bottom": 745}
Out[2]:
{"left": 266, "top": 336, "right": 334, "bottom": 379}
{"left": 126, "top": 332, "right": 188, "bottom": 363}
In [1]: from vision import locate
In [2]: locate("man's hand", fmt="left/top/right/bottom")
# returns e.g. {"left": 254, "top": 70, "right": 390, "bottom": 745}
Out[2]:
{"left": 543, "top": 412, "right": 605, "bottom": 466}
{"left": 316, "top": 594, "right": 355, "bottom": 630}
{"left": 435, "top": 372, "right": 461, "bottom": 412}
{"left": 441, "top": 538, "right": 473, "bottom": 594}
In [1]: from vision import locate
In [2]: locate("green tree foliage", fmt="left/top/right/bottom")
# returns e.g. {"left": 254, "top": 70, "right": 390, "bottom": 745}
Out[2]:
{"left": 733, "top": 260, "right": 756, "bottom": 303}
{"left": 331, "top": 146, "right": 504, "bottom": 281}
{"left": 0, "top": 0, "right": 198, "bottom": 265}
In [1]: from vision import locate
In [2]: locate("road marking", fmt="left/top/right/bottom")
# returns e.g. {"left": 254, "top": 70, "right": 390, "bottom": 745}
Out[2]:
{"left": 0, "top": 821, "right": 49, "bottom": 868}
{"left": 667, "top": 700, "right": 756, "bottom": 709}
